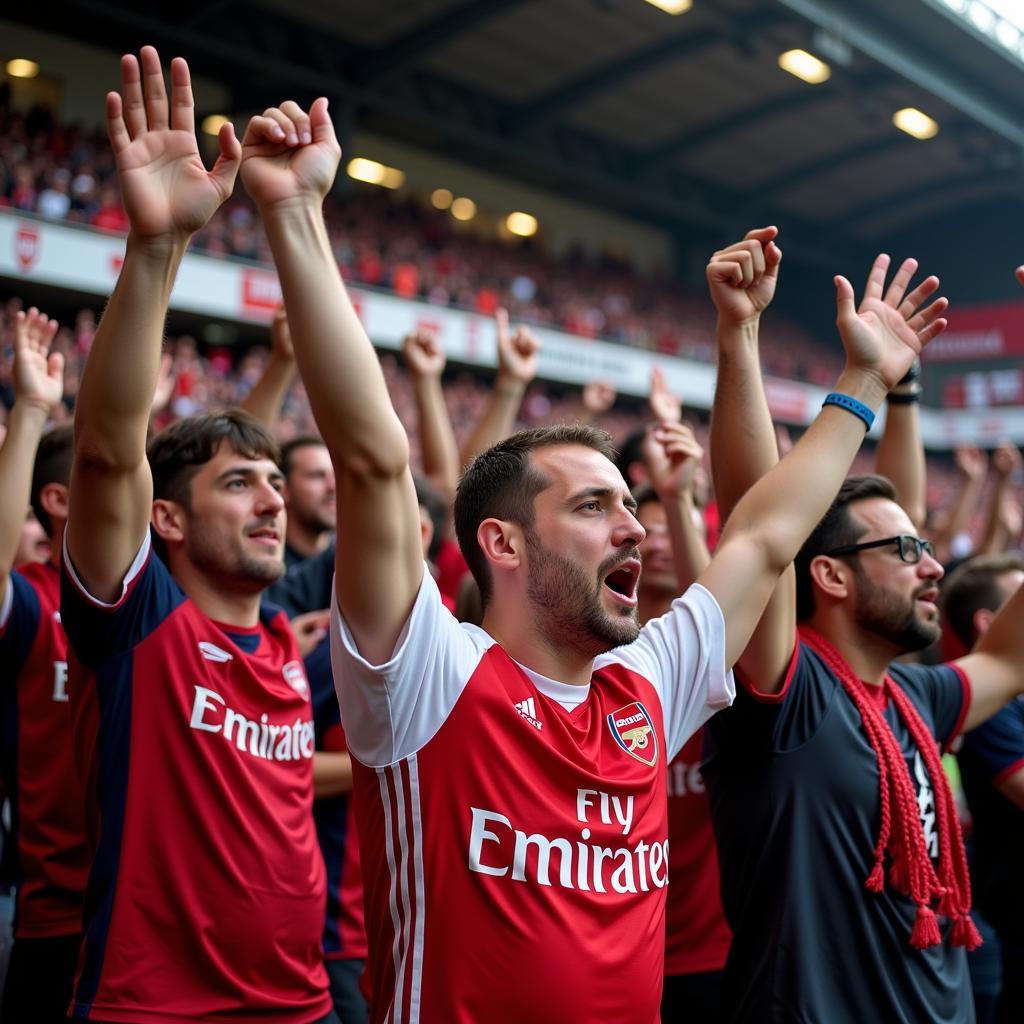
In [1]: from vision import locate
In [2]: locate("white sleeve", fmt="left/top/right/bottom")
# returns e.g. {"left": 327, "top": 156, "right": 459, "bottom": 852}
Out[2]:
{"left": 599, "top": 582, "right": 734, "bottom": 760}
{"left": 329, "top": 565, "right": 489, "bottom": 767}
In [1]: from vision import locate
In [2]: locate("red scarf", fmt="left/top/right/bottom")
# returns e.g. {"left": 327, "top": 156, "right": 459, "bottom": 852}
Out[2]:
{"left": 799, "top": 625, "right": 981, "bottom": 951}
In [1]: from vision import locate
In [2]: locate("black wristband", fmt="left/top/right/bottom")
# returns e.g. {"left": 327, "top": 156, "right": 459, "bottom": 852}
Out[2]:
{"left": 896, "top": 358, "right": 922, "bottom": 386}
{"left": 886, "top": 389, "right": 921, "bottom": 405}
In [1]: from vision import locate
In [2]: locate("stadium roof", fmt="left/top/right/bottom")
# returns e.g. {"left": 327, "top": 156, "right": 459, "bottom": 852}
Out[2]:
{"left": 8, "top": 0, "right": 1024, "bottom": 264}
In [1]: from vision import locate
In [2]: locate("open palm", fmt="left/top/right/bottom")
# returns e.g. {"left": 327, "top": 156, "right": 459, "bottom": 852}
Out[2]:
{"left": 107, "top": 48, "right": 239, "bottom": 241}
{"left": 13, "top": 308, "right": 63, "bottom": 413}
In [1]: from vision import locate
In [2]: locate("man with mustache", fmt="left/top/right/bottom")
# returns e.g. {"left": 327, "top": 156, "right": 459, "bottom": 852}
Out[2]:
{"left": 236, "top": 86, "right": 946, "bottom": 1020}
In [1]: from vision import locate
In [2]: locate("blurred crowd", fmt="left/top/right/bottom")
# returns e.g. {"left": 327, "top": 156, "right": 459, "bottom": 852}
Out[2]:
{"left": 0, "top": 99, "right": 840, "bottom": 381}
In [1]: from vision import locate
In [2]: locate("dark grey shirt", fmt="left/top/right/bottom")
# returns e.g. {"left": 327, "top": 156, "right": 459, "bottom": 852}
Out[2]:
{"left": 704, "top": 642, "right": 971, "bottom": 1024}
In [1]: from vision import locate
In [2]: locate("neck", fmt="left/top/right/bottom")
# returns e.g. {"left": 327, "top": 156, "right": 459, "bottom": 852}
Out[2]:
{"left": 638, "top": 585, "right": 673, "bottom": 627}
{"left": 285, "top": 522, "right": 329, "bottom": 559}
{"left": 481, "top": 607, "right": 596, "bottom": 686}
{"left": 168, "top": 557, "right": 264, "bottom": 628}
{"left": 803, "top": 611, "right": 900, "bottom": 686}
{"left": 48, "top": 521, "right": 67, "bottom": 569}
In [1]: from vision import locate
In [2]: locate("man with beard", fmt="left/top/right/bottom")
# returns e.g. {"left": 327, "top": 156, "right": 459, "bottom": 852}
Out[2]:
{"left": 237, "top": 91, "right": 945, "bottom": 1021}
{"left": 702, "top": 232, "right": 1024, "bottom": 1023}
{"left": 280, "top": 436, "right": 335, "bottom": 567}
{"left": 60, "top": 48, "right": 334, "bottom": 1022}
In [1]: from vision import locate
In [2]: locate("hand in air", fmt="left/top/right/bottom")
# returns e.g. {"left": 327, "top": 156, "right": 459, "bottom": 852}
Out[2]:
{"left": 643, "top": 421, "right": 704, "bottom": 500}
{"left": 648, "top": 366, "right": 682, "bottom": 424}
{"left": 495, "top": 308, "right": 540, "bottom": 384}
{"left": 240, "top": 98, "right": 341, "bottom": 209}
{"left": 13, "top": 308, "right": 63, "bottom": 414}
{"left": 706, "top": 226, "right": 782, "bottom": 327}
{"left": 582, "top": 379, "right": 616, "bottom": 418}
{"left": 402, "top": 328, "right": 446, "bottom": 379}
{"left": 107, "top": 47, "right": 240, "bottom": 242}
{"left": 834, "top": 254, "right": 948, "bottom": 391}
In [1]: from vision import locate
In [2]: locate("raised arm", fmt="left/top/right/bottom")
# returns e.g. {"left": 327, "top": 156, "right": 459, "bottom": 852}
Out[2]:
{"left": 699, "top": 254, "right": 947, "bottom": 670}
{"left": 577, "top": 379, "right": 616, "bottom": 426}
{"left": 874, "top": 359, "right": 929, "bottom": 529}
{"left": 402, "top": 328, "right": 460, "bottom": 504}
{"left": 931, "top": 446, "right": 987, "bottom": 563}
{"left": 0, "top": 309, "right": 62, "bottom": 600}
{"left": 238, "top": 99, "right": 421, "bottom": 665}
{"left": 706, "top": 226, "right": 794, "bottom": 690}
{"left": 68, "top": 48, "right": 239, "bottom": 600}
{"left": 978, "top": 441, "right": 1021, "bottom": 555}
{"left": 458, "top": 308, "right": 539, "bottom": 467}
{"left": 239, "top": 305, "right": 298, "bottom": 428}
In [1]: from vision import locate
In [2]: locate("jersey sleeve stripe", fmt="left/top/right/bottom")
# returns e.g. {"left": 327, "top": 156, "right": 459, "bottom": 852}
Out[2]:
{"left": 994, "top": 755, "right": 1024, "bottom": 786}
{"left": 378, "top": 766, "right": 405, "bottom": 1022}
{"left": 62, "top": 531, "right": 151, "bottom": 611}
{"left": 407, "top": 755, "right": 426, "bottom": 1023}
{"left": 944, "top": 661, "right": 973, "bottom": 752}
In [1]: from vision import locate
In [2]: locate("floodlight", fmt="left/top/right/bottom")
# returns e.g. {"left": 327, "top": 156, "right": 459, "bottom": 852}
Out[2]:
{"left": 778, "top": 49, "right": 831, "bottom": 84}
{"left": 893, "top": 107, "right": 939, "bottom": 140}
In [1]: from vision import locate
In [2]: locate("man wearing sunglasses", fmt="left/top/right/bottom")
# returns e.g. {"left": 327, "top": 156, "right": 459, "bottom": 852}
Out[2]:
{"left": 702, "top": 242, "right": 1024, "bottom": 1022}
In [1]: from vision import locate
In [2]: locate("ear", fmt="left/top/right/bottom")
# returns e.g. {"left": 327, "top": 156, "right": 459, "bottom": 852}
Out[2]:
{"left": 477, "top": 518, "right": 523, "bottom": 576}
{"left": 808, "top": 554, "right": 852, "bottom": 604}
{"left": 151, "top": 499, "right": 187, "bottom": 547}
{"left": 419, "top": 507, "right": 435, "bottom": 560}
{"left": 39, "top": 482, "right": 69, "bottom": 524}
{"left": 972, "top": 607, "right": 995, "bottom": 643}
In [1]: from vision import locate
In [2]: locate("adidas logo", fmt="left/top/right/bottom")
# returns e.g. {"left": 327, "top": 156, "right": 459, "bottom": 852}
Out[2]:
{"left": 198, "top": 641, "right": 233, "bottom": 663}
{"left": 514, "top": 697, "right": 542, "bottom": 731}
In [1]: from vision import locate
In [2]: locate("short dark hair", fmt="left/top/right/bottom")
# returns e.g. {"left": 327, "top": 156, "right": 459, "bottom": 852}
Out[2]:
{"left": 795, "top": 474, "right": 898, "bottom": 621}
{"left": 454, "top": 424, "right": 617, "bottom": 606}
{"left": 414, "top": 474, "right": 447, "bottom": 563}
{"left": 941, "top": 552, "right": 1024, "bottom": 649}
{"left": 279, "top": 435, "right": 326, "bottom": 480}
{"left": 148, "top": 409, "right": 280, "bottom": 510}
{"left": 31, "top": 424, "right": 74, "bottom": 537}
{"left": 615, "top": 427, "right": 647, "bottom": 489}
{"left": 631, "top": 482, "right": 659, "bottom": 511}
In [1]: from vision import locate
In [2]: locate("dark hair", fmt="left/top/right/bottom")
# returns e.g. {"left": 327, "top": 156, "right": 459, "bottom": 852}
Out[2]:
{"left": 795, "top": 474, "right": 898, "bottom": 621}
{"left": 454, "top": 424, "right": 616, "bottom": 606}
{"left": 279, "top": 435, "right": 326, "bottom": 480}
{"left": 941, "top": 552, "right": 1024, "bottom": 649}
{"left": 148, "top": 409, "right": 280, "bottom": 509}
{"left": 615, "top": 427, "right": 647, "bottom": 489}
{"left": 630, "top": 481, "right": 659, "bottom": 511}
{"left": 31, "top": 424, "right": 74, "bottom": 537}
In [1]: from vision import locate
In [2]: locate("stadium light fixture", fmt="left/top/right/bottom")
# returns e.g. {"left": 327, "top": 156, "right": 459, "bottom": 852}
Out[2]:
{"left": 6, "top": 59, "right": 39, "bottom": 79}
{"left": 431, "top": 188, "right": 454, "bottom": 210}
{"left": 347, "top": 158, "right": 405, "bottom": 190}
{"left": 778, "top": 49, "right": 831, "bottom": 84}
{"left": 451, "top": 197, "right": 477, "bottom": 221}
{"left": 505, "top": 212, "right": 538, "bottom": 237}
{"left": 201, "top": 115, "right": 231, "bottom": 136}
{"left": 643, "top": 0, "right": 693, "bottom": 13}
{"left": 893, "top": 107, "right": 939, "bottom": 140}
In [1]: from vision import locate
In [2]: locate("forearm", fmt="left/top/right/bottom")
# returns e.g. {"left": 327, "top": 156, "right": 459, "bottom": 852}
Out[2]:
{"left": 875, "top": 402, "right": 926, "bottom": 527}
{"left": 937, "top": 475, "right": 984, "bottom": 555}
{"left": 313, "top": 751, "right": 353, "bottom": 798}
{"left": 239, "top": 352, "right": 295, "bottom": 428}
{"left": 76, "top": 236, "right": 185, "bottom": 467}
{"left": 0, "top": 402, "right": 49, "bottom": 579}
{"left": 664, "top": 491, "right": 710, "bottom": 589}
{"left": 260, "top": 200, "right": 409, "bottom": 474}
{"left": 724, "top": 369, "right": 885, "bottom": 570}
{"left": 710, "top": 320, "right": 779, "bottom": 521}
{"left": 412, "top": 374, "right": 459, "bottom": 502}
{"left": 459, "top": 376, "right": 525, "bottom": 467}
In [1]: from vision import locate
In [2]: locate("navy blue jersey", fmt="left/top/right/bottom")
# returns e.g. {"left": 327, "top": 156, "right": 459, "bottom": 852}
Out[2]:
{"left": 704, "top": 640, "right": 971, "bottom": 1024}
{"left": 959, "top": 696, "right": 1024, "bottom": 943}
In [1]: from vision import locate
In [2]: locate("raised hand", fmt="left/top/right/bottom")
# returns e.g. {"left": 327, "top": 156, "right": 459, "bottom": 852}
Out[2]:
{"left": 648, "top": 366, "right": 681, "bottom": 424}
{"left": 582, "top": 379, "right": 616, "bottom": 418}
{"left": 13, "top": 308, "right": 63, "bottom": 414}
{"left": 643, "top": 421, "right": 704, "bottom": 500}
{"left": 834, "top": 254, "right": 948, "bottom": 391}
{"left": 402, "top": 328, "right": 446, "bottom": 379}
{"left": 706, "top": 226, "right": 782, "bottom": 327}
{"left": 107, "top": 47, "right": 240, "bottom": 242}
{"left": 240, "top": 98, "right": 340, "bottom": 210}
{"left": 993, "top": 440, "right": 1022, "bottom": 479}
{"left": 270, "top": 305, "right": 295, "bottom": 361}
{"left": 954, "top": 445, "right": 988, "bottom": 482}
{"left": 150, "top": 351, "right": 176, "bottom": 416}
{"left": 495, "top": 308, "right": 540, "bottom": 385}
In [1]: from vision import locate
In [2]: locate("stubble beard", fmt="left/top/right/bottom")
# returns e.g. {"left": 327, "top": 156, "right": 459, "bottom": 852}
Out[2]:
{"left": 853, "top": 565, "right": 940, "bottom": 654}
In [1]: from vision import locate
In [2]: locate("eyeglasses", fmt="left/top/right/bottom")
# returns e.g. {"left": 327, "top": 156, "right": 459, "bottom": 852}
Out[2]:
{"left": 824, "top": 534, "right": 936, "bottom": 565}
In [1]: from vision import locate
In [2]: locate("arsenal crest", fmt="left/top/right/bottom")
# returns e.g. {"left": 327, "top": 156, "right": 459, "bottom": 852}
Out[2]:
{"left": 607, "top": 702, "right": 658, "bottom": 767}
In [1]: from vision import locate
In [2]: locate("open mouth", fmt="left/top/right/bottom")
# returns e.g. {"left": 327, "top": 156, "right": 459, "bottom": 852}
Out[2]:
{"left": 248, "top": 527, "right": 280, "bottom": 545}
{"left": 603, "top": 559, "right": 641, "bottom": 605}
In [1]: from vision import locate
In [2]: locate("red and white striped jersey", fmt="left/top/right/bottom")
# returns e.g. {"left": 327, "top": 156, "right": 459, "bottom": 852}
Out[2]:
{"left": 330, "top": 569, "right": 732, "bottom": 1023}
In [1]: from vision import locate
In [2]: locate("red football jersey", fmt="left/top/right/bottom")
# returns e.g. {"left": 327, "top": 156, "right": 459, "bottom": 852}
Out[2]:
{"left": 331, "top": 569, "right": 733, "bottom": 1022}
{"left": 0, "top": 560, "right": 89, "bottom": 938}
{"left": 61, "top": 536, "right": 331, "bottom": 1023}
{"left": 664, "top": 732, "right": 732, "bottom": 976}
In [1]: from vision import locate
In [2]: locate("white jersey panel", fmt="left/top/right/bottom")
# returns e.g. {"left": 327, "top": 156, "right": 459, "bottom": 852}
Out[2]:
{"left": 330, "top": 566, "right": 491, "bottom": 767}
{"left": 598, "top": 582, "right": 734, "bottom": 760}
